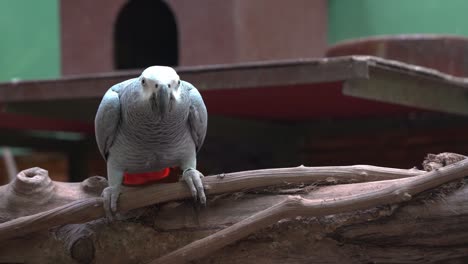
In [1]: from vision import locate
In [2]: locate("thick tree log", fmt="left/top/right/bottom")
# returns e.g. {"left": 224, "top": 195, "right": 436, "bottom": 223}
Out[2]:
{"left": 152, "top": 153, "right": 468, "bottom": 264}
{"left": 0, "top": 153, "right": 467, "bottom": 263}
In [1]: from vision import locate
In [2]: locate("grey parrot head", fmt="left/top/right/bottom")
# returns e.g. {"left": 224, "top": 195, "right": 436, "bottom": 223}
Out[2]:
{"left": 139, "top": 66, "right": 181, "bottom": 116}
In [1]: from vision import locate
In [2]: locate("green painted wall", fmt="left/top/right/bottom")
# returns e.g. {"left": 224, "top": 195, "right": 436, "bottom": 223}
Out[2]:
{"left": 328, "top": 0, "right": 468, "bottom": 44}
{"left": 0, "top": 0, "right": 60, "bottom": 81}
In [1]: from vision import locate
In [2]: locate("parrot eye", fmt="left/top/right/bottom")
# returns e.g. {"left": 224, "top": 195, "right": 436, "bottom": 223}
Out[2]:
{"left": 178, "top": 80, "right": 180, "bottom": 85}
{"left": 155, "top": 84, "right": 159, "bottom": 89}
{"left": 141, "top": 78, "right": 146, "bottom": 85}
{"left": 168, "top": 84, "right": 171, "bottom": 88}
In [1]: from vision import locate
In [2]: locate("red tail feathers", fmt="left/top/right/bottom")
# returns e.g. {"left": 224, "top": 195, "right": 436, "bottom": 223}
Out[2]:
{"left": 123, "top": 168, "right": 171, "bottom": 186}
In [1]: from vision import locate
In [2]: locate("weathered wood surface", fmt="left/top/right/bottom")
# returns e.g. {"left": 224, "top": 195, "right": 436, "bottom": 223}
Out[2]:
{"left": 0, "top": 153, "right": 467, "bottom": 264}
{"left": 1, "top": 56, "right": 468, "bottom": 104}
{"left": 0, "top": 165, "right": 421, "bottom": 241}
{"left": 152, "top": 152, "right": 468, "bottom": 263}
{"left": 2, "top": 55, "right": 468, "bottom": 122}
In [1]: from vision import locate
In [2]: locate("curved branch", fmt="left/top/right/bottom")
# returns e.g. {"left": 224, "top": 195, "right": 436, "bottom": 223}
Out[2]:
{"left": 0, "top": 165, "right": 422, "bottom": 241}
{"left": 151, "top": 158, "right": 468, "bottom": 264}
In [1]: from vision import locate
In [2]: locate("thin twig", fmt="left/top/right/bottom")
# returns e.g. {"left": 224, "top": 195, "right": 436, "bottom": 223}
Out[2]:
{"left": 2, "top": 147, "right": 17, "bottom": 182}
{"left": 0, "top": 165, "right": 422, "bottom": 241}
{"left": 151, "top": 159, "right": 468, "bottom": 264}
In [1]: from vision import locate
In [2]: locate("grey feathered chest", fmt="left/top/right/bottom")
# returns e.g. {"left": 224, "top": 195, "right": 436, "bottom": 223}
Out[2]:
{"left": 95, "top": 77, "right": 207, "bottom": 174}
{"left": 108, "top": 84, "right": 195, "bottom": 173}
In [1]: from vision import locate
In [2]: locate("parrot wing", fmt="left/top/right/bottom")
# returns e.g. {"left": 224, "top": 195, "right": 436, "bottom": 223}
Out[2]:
{"left": 185, "top": 81, "right": 208, "bottom": 152}
{"left": 94, "top": 86, "right": 123, "bottom": 160}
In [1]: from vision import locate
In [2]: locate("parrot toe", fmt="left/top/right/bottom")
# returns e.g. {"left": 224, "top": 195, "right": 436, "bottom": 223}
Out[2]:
{"left": 181, "top": 169, "right": 206, "bottom": 206}
{"left": 102, "top": 186, "right": 121, "bottom": 221}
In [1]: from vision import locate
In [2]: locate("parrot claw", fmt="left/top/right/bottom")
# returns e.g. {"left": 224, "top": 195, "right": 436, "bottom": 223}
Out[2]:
{"left": 102, "top": 186, "right": 121, "bottom": 222}
{"left": 181, "top": 169, "right": 206, "bottom": 206}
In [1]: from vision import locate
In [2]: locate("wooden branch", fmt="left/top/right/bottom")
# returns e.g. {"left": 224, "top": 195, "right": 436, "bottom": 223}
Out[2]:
{"left": 0, "top": 153, "right": 466, "bottom": 263}
{"left": 152, "top": 158, "right": 468, "bottom": 264}
{"left": 0, "top": 165, "right": 422, "bottom": 241}
{"left": 55, "top": 221, "right": 99, "bottom": 264}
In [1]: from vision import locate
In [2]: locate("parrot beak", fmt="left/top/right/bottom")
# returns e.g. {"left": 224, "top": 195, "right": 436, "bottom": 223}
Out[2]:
{"left": 158, "top": 84, "right": 171, "bottom": 116}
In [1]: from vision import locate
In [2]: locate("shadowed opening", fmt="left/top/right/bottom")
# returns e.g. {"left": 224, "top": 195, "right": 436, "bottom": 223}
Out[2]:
{"left": 114, "top": 0, "right": 179, "bottom": 69}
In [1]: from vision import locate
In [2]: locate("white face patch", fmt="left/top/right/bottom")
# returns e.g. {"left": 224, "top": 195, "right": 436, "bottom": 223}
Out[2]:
{"left": 171, "top": 80, "right": 182, "bottom": 101}
{"left": 139, "top": 77, "right": 154, "bottom": 100}
{"left": 139, "top": 66, "right": 181, "bottom": 101}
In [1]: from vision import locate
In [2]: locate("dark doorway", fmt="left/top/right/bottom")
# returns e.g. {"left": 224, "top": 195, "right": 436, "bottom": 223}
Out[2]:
{"left": 114, "top": 0, "right": 178, "bottom": 69}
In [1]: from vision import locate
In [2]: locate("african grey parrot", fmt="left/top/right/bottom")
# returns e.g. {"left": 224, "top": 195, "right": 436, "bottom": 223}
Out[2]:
{"left": 94, "top": 66, "right": 208, "bottom": 219}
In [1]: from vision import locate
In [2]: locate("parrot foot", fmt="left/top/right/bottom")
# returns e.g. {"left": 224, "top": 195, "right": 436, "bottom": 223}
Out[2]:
{"left": 102, "top": 186, "right": 121, "bottom": 222}
{"left": 180, "top": 168, "right": 206, "bottom": 205}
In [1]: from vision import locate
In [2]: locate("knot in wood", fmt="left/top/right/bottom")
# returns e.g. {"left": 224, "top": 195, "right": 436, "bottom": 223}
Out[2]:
{"left": 10, "top": 167, "right": 54, "bottom": 197}
{"left": 285, "top": 195, "right": 305, "bottom": 208}
{"left": 325, "top": 177, "right": 337, "bottom": 184}
{"left": 81, "top": 176, "right": 108, "bottom": 195}
{"left": 395, "top": 190, "right": 412, "bottom": 202}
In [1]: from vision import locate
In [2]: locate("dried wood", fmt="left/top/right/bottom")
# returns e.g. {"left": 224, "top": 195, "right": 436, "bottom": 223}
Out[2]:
{"left": 152, "top": 156, "right": 468, "bottom": 264}
{"left": 0, "top": 153, "right": 467, "bottom": 264}
{"left": 0, "top": 165, "right": 421, "bottom": 241}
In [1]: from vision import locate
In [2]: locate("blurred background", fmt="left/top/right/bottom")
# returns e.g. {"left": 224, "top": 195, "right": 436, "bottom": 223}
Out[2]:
{"left": 1, "top": 0, "right": 468, "bottom": 184}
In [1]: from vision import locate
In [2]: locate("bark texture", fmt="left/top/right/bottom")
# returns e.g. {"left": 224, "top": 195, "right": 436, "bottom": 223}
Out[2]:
{"left": 0, "top": 153, "right": 467, "bottom": 264}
